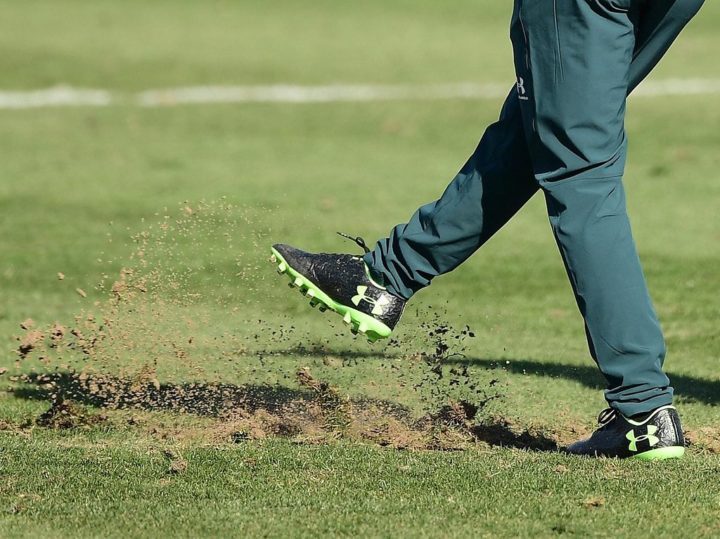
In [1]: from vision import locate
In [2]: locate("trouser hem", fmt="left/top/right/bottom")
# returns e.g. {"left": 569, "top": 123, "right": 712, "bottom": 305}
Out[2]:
{"left": 610, "top": 392, "right": 674, "bottom": 418}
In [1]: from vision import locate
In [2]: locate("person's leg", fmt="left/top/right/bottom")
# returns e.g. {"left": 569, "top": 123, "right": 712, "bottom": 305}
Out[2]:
{"left": 362, "top": 0, "right": 708, "bottom": 303}
{"left": 516, "top": 0, "right": 701, "bottom": 417}
{"left": 628, "top": 0, "right": 705, "bottom": 92}
{"left": 364, "top": 91, "right": 538, "bottom": 300}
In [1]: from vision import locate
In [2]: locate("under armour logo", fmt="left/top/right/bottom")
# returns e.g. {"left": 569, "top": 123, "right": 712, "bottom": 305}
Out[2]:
{"left": 626, "top": 425, "right": 660, "bottom": 452}
{"left": 351, "top": 286, "right": 389, "bottom": 316}
{"left": 517, "top": 77, "right": 529, "bottom": 101}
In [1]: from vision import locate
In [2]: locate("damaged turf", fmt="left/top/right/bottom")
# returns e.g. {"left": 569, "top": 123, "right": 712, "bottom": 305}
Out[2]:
{"left": 5, "top": 200, "right": 677, "bottom": 454}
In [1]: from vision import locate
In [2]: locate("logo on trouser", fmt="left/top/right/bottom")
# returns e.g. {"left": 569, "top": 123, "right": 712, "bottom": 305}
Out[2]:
{"left": 352, "top": 286, "right": 389, "bottom": 316}
{"left": 626, "top": 425, "right": 660, "bottom": 452}
{"left": 517, "top": 77, "right": 528, "bottom": 101}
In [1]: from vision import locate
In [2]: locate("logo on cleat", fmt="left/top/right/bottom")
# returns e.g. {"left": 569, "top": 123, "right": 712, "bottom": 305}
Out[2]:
{"left": 351, "top": 286, "right": 389, "bottom": 316}
{"left": 626, "top": 425, "right": 660, "bottom": 452}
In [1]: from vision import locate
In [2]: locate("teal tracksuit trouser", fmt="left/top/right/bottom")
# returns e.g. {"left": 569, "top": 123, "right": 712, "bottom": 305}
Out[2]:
{"left": 364, "top": 0, "right": 705, "bottom": 417}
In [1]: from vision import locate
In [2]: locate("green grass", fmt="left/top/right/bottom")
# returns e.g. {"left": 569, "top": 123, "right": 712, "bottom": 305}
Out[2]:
{"left": 2, "top": 435, "right": 720, "bottom": 538}
{"left": 1, "top": 1, "right": 719, "bottom": 537}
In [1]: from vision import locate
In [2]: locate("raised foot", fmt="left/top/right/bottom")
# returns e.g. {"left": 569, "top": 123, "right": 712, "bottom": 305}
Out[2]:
{"left": 270, "top": 248, "right": 388, "bottom": 343}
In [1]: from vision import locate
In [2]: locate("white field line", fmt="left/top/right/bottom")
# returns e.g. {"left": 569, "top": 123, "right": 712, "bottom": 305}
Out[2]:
{"left": 0, "top": 86, "right": 112, "bottom": 109}
{"left": 1, "top": 79, "right": 720, "bottom": 109}
{"left": 135, "top": 82, "right": 510, "bottom": 106}
{"left": 632, "top": 77, "right": 720, "bottom": 97}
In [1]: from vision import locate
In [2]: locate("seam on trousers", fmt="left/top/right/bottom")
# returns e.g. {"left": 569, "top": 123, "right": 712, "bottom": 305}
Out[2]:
{"left": 553, "top": 0, "right": 565, "bottom": 82}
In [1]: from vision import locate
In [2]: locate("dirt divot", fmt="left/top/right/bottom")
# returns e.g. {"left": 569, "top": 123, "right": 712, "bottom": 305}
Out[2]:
{"left": 6, "top": 200, "right": 564, "bottom": 452}
{"left": 15, "top": 367, "right": 562, "bottom": 452}
{"left": 36, "top": 399, "right": 108, "bottom": 429}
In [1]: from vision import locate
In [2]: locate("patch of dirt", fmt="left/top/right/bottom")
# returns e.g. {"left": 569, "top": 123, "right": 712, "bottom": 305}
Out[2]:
{"left": 583, "top": 496, "right": 606, "bottom": 509}
{"left": 36, "top": 399, "right": 108, "bottom": 429}
{"left": 14, "top": 368, "right": 562, "bottom": 452}
{"left": 163, "top": 449, "right": 188, "bottom": 475}
{"left": 0, "top": 418, "right": 18, "bottom": 431}
{"left": 685, "top": 427, "right": 720, "bottom": 454}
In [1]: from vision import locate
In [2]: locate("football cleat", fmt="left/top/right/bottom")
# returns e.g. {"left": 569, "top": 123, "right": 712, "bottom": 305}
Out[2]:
{"left": 270, "top": 239, "right": 405, "bottom": 342}
{"left": 566, "top": 405, "right": 685, "bottom": 460}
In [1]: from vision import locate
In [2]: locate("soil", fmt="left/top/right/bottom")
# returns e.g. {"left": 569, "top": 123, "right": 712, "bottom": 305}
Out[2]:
{"left": 17, "top": 330, "right": 44, "bottom": 359}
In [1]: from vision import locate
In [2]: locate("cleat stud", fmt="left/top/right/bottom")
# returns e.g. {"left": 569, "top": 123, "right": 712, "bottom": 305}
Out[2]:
{"left": 343, "top": 313, "right": 352, "bottom": 325}
{"left": 270, "top": 255, "right": 277, "bottom": 263}
{"left": 277, "top": 262, "right": 287, "bottom": 273}
{"left": 294, "top": 277, "right": 303, "bottom": 287}
{"left": 306, "top": 289, "right": 315, "bottom": 298}
{"left": 358, "top": 323, "right": 368, "bottom": 334}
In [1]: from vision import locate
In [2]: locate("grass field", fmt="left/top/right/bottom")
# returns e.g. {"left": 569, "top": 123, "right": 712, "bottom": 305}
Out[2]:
{"left": 1, "top": 1, "right": 719, "bottom": 537}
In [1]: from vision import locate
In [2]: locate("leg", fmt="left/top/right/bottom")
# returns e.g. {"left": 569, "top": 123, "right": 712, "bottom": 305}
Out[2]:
{"left": 364, "top": 91, "right": 538, "bottom": 300}
{"left": 629, "top": 0, "right": 705, "bottom": 92}
{"left": 515, "top": 0, "right": 701, "bottom": 416}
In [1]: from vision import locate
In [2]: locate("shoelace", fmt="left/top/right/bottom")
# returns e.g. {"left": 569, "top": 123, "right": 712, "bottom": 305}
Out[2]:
{"left": 597, "top": 407, "right": 617, "bottom": 427}
{"left": 337, "top": 231, "right": 370, "bottom": 254}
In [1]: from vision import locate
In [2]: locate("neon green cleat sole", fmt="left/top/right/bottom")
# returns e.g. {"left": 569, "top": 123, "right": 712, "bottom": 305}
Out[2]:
{"left": 631, "top": 446, "right": 685, "bottom": 461}
{"left": 270, "top": 247, "right": 392, "bottom": 343}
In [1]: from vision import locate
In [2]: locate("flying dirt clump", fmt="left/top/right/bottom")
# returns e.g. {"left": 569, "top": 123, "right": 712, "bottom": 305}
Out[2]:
{"left": 17, "top": 329, "right": 44, "bottom": 359}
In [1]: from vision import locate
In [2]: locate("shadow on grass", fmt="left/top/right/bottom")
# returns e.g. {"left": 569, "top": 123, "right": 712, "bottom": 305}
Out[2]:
{"left": 256, "top": 344, "right": 720, "bottom": 406}
{"left": 447, "top": 357, "right": 720, "bottom": 406}
{"left": 12, "top": 372, "right": 311, "bottom": 417}
{"left": 469, "top": 422, "right": 559, "bottom": 452}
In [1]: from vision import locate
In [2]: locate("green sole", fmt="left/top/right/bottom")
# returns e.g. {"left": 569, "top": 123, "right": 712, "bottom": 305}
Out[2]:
{"left": 631, "top": 446, "right": 685, "bottom": 461}
{"left": 270, "top": 247, "right": 392, "bottom": 343}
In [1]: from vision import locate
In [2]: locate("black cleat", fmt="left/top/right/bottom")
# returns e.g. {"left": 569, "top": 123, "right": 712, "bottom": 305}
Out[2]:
{"left": 270, "top": 242, "right": 405, "bottom": 342}
{"left": 566, "top": 405, "right": 685, "bottom": 460}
